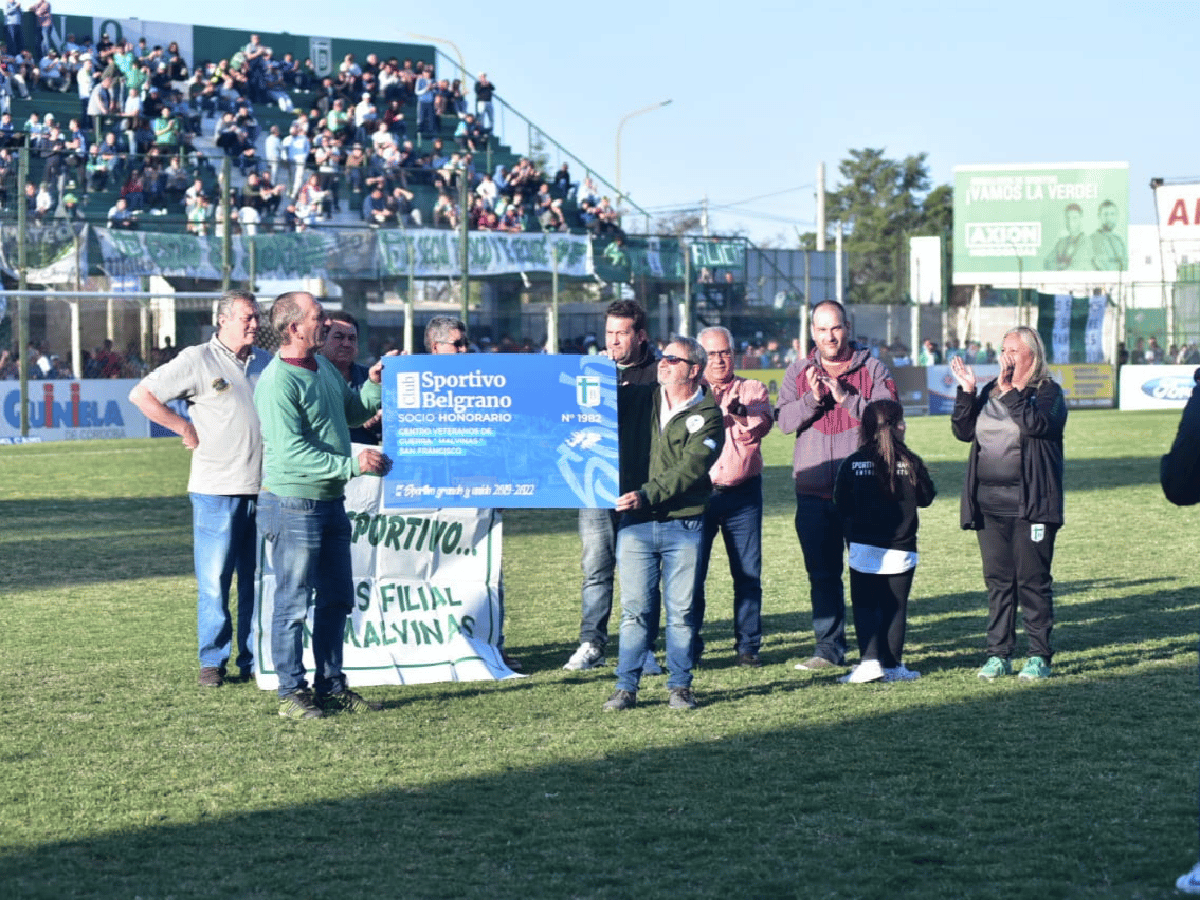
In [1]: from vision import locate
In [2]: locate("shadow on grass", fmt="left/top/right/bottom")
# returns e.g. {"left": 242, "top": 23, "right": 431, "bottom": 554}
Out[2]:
{"left": 500, "top": 573, "right": 1198, "bottom": 688}
{"left": 0, "top": 496, "right": 193, "bottom": 591}
{"left": 1, "top": 669, "right": 1196, "bottom": 900}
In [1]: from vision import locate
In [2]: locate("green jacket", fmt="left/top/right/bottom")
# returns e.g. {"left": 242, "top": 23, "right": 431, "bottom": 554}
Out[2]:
{"left": 627, "top": 384, "right": 724, "bottom": 521}
{"left": 255, "top": 353, "right": 381, "bottom": 500}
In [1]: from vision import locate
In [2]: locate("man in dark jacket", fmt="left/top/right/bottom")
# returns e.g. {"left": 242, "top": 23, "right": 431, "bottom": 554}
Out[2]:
{"left": 603, "top": 336, "right": 724, "bottom": 712}
{"left": 564, "top": 300, "right": 659, "bottom": 672}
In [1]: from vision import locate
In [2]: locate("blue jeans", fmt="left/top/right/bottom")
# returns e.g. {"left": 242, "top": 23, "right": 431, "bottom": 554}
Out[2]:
{"left": 794, "top": 494, "right": 847, "bottom": 664}
{"left": 258, "top": 491, "right": 353, "bottom": 698}
{"left": 578, "top": 508, "right": 618, "bottom": 648}
{"left": 190, "top": 493, "right": 257, "bottom": 672}
{"left": 694, "top": 475, "right": 763, "bottom": 657}
{"left": 579, "top": 508, "right": 660, "bottom": 650}
{"left": 614, "top": 516, "right": 702, "bottom": 692}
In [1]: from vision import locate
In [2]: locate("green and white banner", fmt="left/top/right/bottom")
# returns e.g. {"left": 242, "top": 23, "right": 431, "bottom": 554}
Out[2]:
{"left": 95, "top": 227, "right": 593, "bottom": 281}
{"left": 953, "top": 162, "right": 1129, "bottom": 285}
{"left": 253, "top": 467, "right": 519, "bottom": 690}
{"left": 0, "top": 224, "right": 89, "bottom": 285}
{"left": 1037, "top": 292, "right": 1108, "bottom": 365}
{"left": 375, "top": 230, "right": 592, "bottom": 278}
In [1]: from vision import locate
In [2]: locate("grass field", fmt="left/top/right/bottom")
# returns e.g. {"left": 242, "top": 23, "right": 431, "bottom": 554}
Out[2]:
{"left": 2, "top": 408, "right": 1199, "bottom": 899}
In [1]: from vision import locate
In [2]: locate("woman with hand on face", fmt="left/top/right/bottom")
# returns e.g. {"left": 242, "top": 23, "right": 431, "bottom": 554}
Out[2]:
{"left": 950, "top": 326, "right": 1067, "bottom": 682}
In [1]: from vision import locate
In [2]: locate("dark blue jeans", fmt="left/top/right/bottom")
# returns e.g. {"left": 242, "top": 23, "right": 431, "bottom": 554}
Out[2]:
{"left": 258, "top": 491, "right": 353, "bottom": 698}
{"left": 694, "top": 475, "right": 763, "bottom": 657}
{"left": 793, "top": 494, "right": 847, "bottom": 664}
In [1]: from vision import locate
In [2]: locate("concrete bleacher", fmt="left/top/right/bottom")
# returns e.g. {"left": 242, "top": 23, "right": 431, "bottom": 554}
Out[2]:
{"left": 8, "top": 77, "right": 535, "bottom": 234}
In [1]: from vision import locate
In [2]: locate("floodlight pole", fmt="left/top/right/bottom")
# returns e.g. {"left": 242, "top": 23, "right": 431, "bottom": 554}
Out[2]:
{"left": 615, "top": 100, "right": 672, "bottom": 209}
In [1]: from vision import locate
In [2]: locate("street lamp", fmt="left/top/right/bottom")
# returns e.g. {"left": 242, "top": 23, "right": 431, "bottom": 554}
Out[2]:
{"left": 406, "top": 31, "right": 467, "bottom": 82}
{"left": 615, "top": 99, "right": 672, "bottom": 207}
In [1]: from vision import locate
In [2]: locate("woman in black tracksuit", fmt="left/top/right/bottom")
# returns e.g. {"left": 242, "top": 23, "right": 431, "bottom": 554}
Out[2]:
{"left": 833, "top": 399, "right": 936, "bottom": 683}
{"left": 950, "top": 326, "right": 1067, "bottom": 681}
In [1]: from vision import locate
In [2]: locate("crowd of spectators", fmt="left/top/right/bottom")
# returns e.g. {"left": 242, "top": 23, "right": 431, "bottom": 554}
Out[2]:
{"left": 0, "top": 28, "right": 625, "bottom": 239}
{"left": 0, "top": 335, "right": 180, "bottom": 380}
{"left": 1123, "top": 336, "right": 1200, "bottom": 366}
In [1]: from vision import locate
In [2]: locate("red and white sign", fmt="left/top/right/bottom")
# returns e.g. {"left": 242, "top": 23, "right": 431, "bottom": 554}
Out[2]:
{"left": 1155, "top": 183, "right": 1200, "bottom": 238}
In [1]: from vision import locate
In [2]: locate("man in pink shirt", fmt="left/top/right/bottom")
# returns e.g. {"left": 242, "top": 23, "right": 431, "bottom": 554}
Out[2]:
{"left": 694, "top": 326, "right": 773, "bottom": 667}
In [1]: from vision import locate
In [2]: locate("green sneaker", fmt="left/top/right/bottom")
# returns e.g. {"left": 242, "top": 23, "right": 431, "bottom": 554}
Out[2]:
{"left": 1018, "top": 656, "right": 1051, "bottom": 680}
{"left": 319, "top": 688, "right": 383, "bottom": 713}
{"left": 278, "top": 689, "right": 324, "bottom": 719}
{"left": 977, "top": 656, "right": 1012, "bottom": 681}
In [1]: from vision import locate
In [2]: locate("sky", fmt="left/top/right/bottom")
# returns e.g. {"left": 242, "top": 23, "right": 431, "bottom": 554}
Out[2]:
{"left": 48, "top": 0, "right": 1198, "bottom": 245}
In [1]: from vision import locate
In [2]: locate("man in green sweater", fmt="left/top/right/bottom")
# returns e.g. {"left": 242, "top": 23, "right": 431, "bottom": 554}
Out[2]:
{"left": 255, "top": 290, "right": 392, "bottom": 719}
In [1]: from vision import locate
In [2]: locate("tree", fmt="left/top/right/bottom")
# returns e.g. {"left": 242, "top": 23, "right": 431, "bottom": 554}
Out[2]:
{"left": 825, "top": 148, "right": 950, "bottom": 304}
{"left": 654, "top": 210, "right": 703, "bottom": 236}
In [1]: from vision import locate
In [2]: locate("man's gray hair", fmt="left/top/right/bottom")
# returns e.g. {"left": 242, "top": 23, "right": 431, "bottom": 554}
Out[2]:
{"left": 697, "top": 325, "right": 733, "bottom": 348}
{"left": 216, "top": 288, "right": 257, "bottom": 321}
{"left": 669, "top": 335, "right": 707, "bottom": 377}
{"left": 425, "top": 315, "right": 467, "bottom": 353}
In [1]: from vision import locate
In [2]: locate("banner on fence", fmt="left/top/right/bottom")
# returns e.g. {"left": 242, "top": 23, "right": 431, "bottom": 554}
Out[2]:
{"left": 1119, "top": 365, "right": 1198, "bottom": 410}
{"left": 925, "top": 363, "right": 1111, "bottom": 414}
{"left": 1037, "top": 292, "right": 1108, "bottom": 365}
{"left": 1048, "top": 364, "right": 1114, "bottom": 407}
{"left": 0, "top": 224, "right": 89, "bottom": 285}
{"left": 252, "top": 469, "right": 516, "bottom": 690}
{"left": 376, "top": 230, "right": 592, "bottom": 278}
{"left": 381, "top": 355, "right": 618, "bottom": 508}
{"left": 0, "top": 378, "right": 146, "bottom": 442}
{"left": 95, "top": 227, "right": 593, "bottom": 281}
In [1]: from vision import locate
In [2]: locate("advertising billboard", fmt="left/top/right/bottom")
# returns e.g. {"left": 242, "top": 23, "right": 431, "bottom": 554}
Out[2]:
{"left": 953, "top": 162, "right": 1129, "bottom": 286}
{"left": 1154, "top": 183, "right": 1200, "bottom": 240}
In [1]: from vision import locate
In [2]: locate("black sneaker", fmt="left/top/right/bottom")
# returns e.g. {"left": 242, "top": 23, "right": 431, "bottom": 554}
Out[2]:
{"left": 199, "top": 666, "right": 224, "bottom": 687}
{"left": 603, "top": 689, "right": 637, "bottom": 711}
{"left": 737, "top": 652, "right": 763, "bottom": 668}
{"left": 319, "top": 689, "right": 383, "bottom": 713}
{"left": 278, "top": 689, "right": 324, "bottom": 719}
{"left": 668, "top": 687, "right": 698, "bottom": 710}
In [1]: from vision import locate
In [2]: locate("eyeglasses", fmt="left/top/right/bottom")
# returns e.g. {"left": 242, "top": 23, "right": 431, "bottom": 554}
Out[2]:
{"left": 707, "top": 350, "right": 732, "bottom": 359}
{"left": 436, "top": 339, "right": 469, "bottom": 349}
{"left": 660, "top": 354, "right": 689, "bottom": 365}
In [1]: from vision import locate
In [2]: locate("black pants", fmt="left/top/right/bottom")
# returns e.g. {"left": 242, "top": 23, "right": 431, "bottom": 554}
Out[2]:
{"left": 976, "top": 513, "right": 1057, "bottom": 661}
{"left": 849, "top": 567, "right": 914, "bottom": 668}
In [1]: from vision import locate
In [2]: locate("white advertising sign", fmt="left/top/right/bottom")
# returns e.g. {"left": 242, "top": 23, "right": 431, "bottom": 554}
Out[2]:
{"left": 1119, "top": 365, "right": 1197, "bottom": 410}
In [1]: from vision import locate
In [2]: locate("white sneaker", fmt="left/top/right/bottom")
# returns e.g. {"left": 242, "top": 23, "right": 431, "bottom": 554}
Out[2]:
{"left": 563, "top": 641, "right": 605, "bottom": 671}
{"left": 641, "top": 650, "right": 663, "bottom": 675}
{"left": 843, "top": 659, "right": 884, "bottom": 684}
{"left": 1177, "top": 861, "right": 1200, "bottom": 894}
{"left": 884, "top": 664, "right": 922, "bottom": 682}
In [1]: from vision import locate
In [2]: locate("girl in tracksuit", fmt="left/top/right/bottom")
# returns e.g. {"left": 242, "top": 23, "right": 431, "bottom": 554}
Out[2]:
{"left": 833, "top": 399, "right": 936, "bottom": 683}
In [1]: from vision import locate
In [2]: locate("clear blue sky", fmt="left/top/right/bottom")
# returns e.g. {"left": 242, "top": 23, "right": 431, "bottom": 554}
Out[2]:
{"left": 52, "top": 0, "right": 1195, "bottom": 244}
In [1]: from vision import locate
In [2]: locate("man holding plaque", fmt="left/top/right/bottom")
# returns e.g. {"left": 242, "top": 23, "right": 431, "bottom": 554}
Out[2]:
{"left": 603, "top": 336, "right": 724, "bottom": 712}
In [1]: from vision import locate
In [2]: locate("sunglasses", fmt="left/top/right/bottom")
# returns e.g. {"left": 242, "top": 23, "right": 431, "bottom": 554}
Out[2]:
{"left": 436, "top": 339, "right": 469, "bottom": 349}
{"left": 660, "top": 354, "right": 689, "bottom": 365}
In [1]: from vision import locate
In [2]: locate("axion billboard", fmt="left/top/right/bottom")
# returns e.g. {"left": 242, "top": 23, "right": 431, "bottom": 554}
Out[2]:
{"left": 953, "top": 162, "right": 1129, "bottom": 286}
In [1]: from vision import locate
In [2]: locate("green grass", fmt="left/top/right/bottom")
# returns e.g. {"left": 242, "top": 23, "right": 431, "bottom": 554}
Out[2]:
{"left": 2, "top": 409, "right": 1199, "bottom": 899}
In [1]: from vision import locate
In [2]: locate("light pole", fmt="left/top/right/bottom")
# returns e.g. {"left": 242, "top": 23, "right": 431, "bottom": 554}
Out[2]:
{"left": 615, "top": 99, "right": 672, "bottom": 208}
{"left": 406, "top": 32, "right": 467, "bottom": 83}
